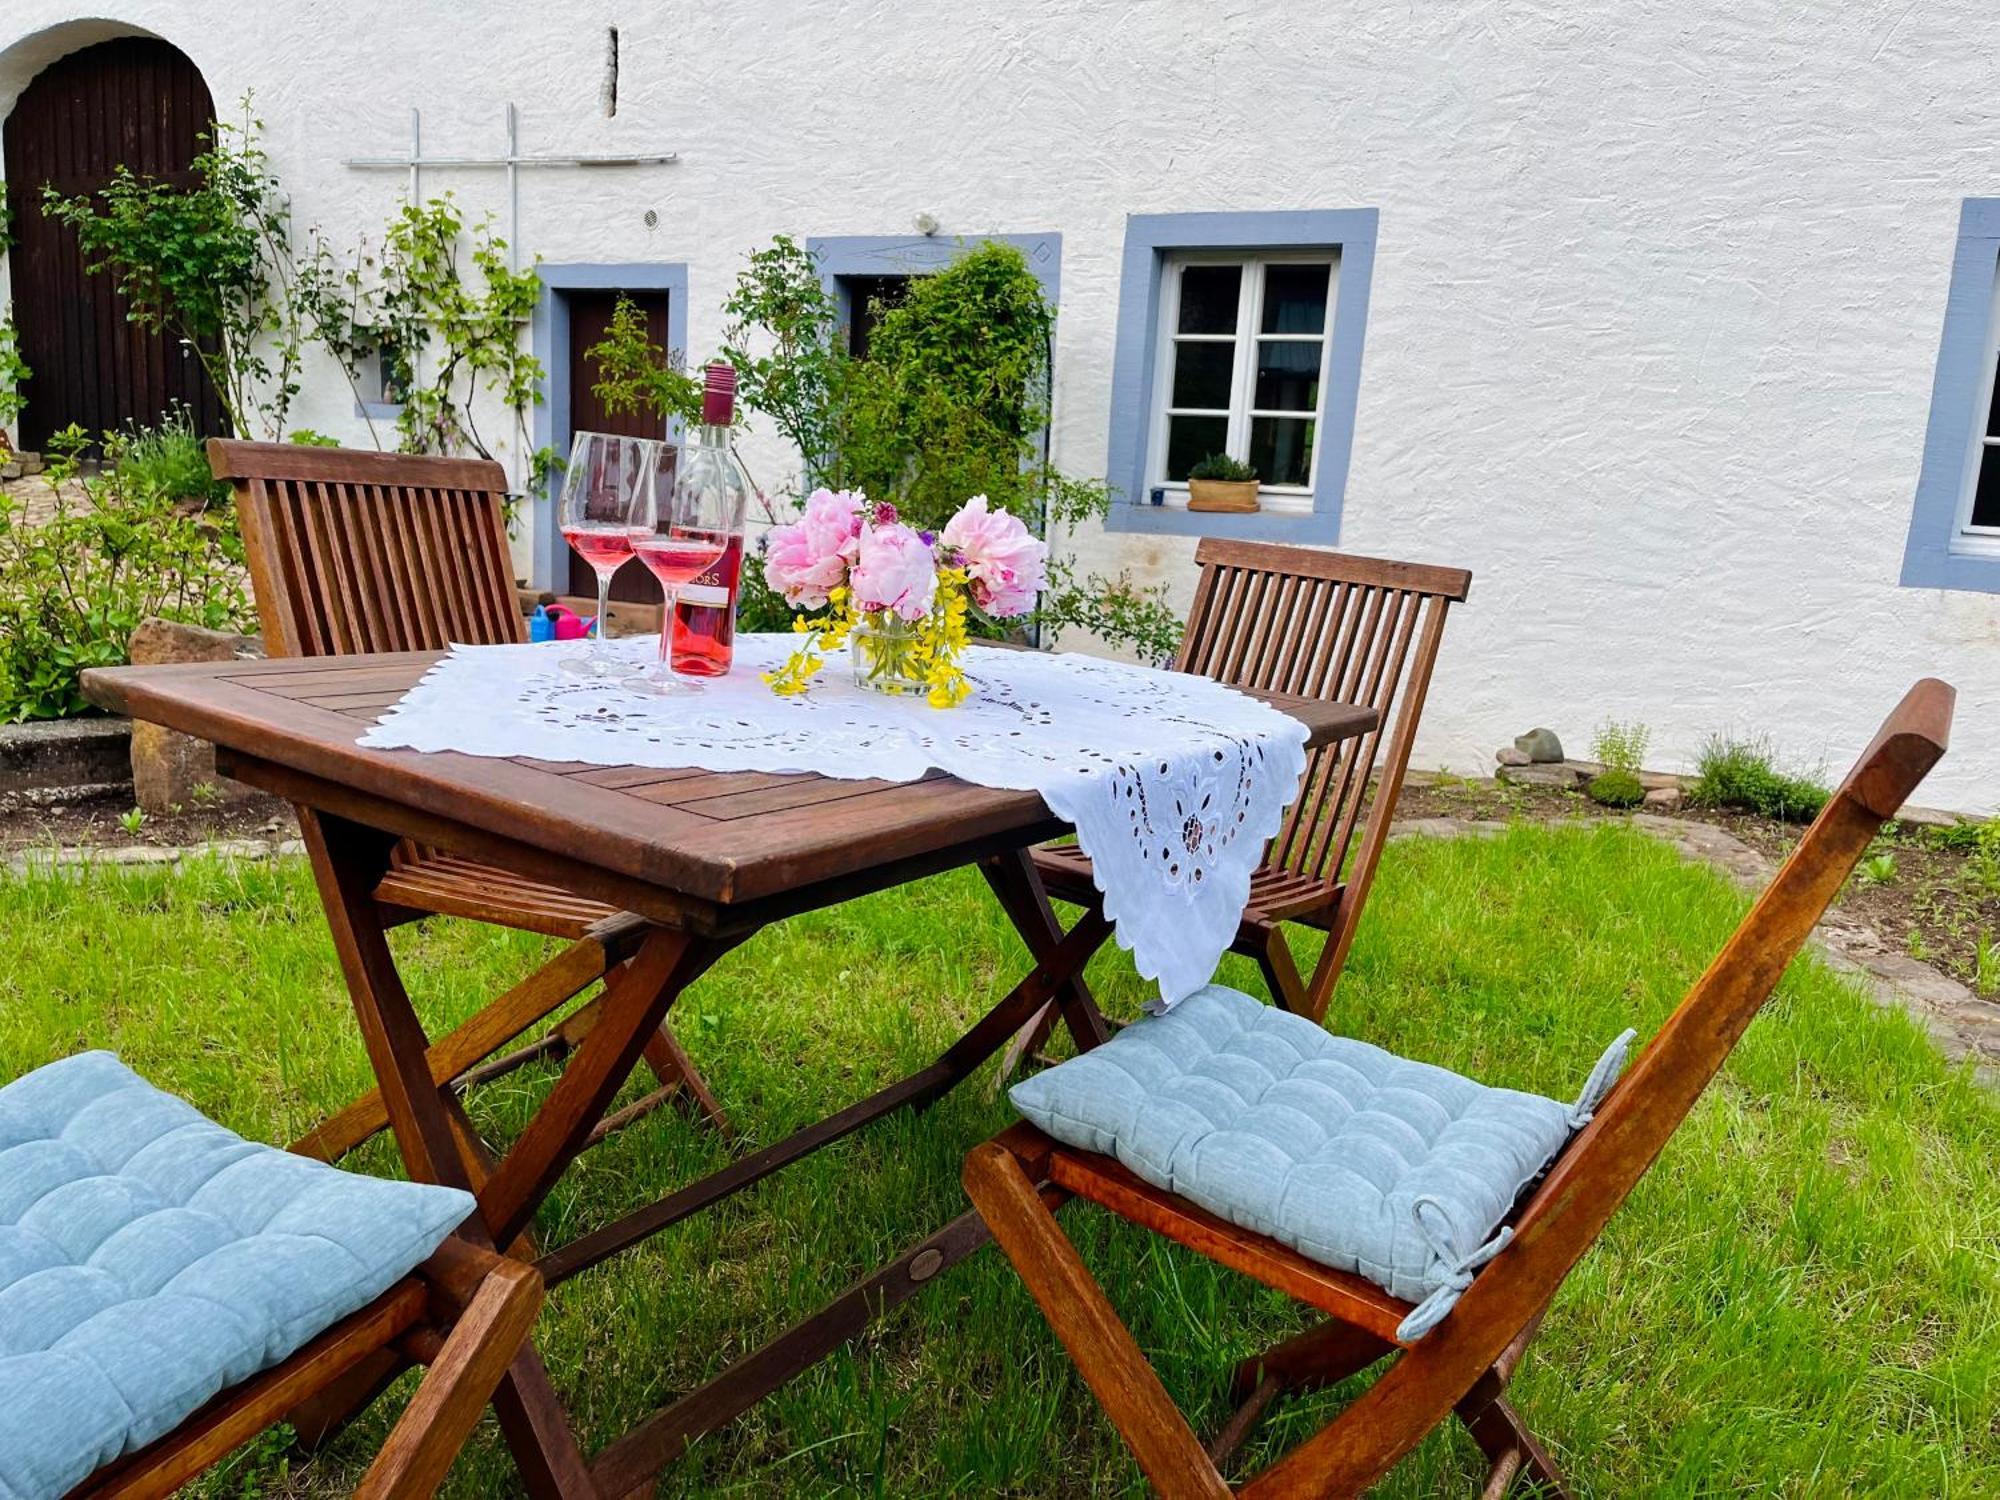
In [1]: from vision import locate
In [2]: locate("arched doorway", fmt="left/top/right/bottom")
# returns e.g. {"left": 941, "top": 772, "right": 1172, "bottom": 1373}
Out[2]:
{"left": 3, "top": 35, "right": 226, "bottom": 450}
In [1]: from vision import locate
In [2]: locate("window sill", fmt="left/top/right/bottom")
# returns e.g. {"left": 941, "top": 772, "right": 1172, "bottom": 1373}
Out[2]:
{"left": 1104, "top": 500, "right": 1341, "bottom": 543}
{"left": 356, "top": 400, "right": 403, "bottom": 422}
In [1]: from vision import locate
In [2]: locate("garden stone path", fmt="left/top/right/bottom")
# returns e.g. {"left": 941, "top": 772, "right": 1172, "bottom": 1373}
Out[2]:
{"left": 1392, "top": 812, "right": 2000, "bottom": 1089}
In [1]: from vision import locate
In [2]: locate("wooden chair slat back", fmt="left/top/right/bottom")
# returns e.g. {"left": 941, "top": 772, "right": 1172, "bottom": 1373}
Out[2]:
{"left": 1483, "top": 679, "right": 1953, "bottom": 1330}
{"left": 210, "top": 440, "right": 522, "bottom": 658}
{"left": 1177, "top": 539, "right": 1471, "bottom": 885}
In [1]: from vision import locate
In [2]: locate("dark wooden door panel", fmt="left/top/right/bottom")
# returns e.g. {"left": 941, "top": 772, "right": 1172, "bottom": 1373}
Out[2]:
{"left": 2, "top": 37, "right": 227, "bottom": 451}
{"left": 566, "top": 290, "right": 668, "bottom": 601}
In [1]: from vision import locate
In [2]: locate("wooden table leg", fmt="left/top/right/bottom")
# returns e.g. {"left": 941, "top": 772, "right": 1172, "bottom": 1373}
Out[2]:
{"left": 578, "top": 905, "right": 1117, "bottom": 1493}
{"left": 982, "top": 846, "right": 1110, "bottom": 1091}
{"left": 298, "top": 808, "right": 603, "bottom": 1496}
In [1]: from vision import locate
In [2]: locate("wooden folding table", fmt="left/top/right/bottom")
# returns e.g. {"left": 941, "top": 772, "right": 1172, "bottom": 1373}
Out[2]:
{"left": 83, "top": 647, "right": 1375, "bottom": 1498}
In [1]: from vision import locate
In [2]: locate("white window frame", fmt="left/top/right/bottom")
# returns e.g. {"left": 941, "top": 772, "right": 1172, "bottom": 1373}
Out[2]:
{"left": 1146, "top": 250, "right": 1339, "bottom": 514}
{"left": 1954, "top": 268, "right": 2000, "bottom": 559}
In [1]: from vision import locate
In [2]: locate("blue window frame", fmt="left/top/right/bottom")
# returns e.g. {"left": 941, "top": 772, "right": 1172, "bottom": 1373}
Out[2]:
{"left": 1903, "top": 198, "right": 2000, "bottom": 593}
{"left": 805, "top": 233, "right": 1062, "bottom": 356}
{"left": 1104, "top": 210, "right": 1377, "bottom": 543}
{"left": 528, "top": 262, "right": 689, "bottom": 590}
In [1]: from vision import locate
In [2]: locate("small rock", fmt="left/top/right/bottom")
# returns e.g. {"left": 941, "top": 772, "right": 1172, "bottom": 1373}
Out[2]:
{"left": 16, "top": 452, "right": 42, "bottom": 476}
{"left": 1893, "top": 804, "right": 1965, "bottom": 830}
{"left": 1498, "top": 762, "right": 1584, "bottom": 790}
{"left": 1495, "top": 746, "right": 1531, "bottom": 767}
{"left": 1514, "top": 727, "right": 1564, "bottom": 763}
{"left": 128, "top": 619, "right": 243, "bottom": 814}
{"left": 1643, "top": 786, "right": 1683, "bottom": 811}
{"left": 0, "top": 462, "right": 20, "bottom": 482}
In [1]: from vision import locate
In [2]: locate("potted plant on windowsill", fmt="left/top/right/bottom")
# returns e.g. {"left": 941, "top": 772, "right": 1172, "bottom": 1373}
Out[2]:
{"left": 1186, "top": 453, "right": 1260, "bottom": 513}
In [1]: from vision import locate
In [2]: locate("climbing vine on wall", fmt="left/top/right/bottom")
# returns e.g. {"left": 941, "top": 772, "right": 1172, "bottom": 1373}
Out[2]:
{"left": 362, "top": 196, "right": 558, "bottom": 493}
{"left": 38, "top": 98, "right": 553, "bottom": 493}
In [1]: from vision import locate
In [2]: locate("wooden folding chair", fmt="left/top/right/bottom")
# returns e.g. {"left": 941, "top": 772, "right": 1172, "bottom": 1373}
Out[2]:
{"left": 209, "top": 439, "right": 727, "bottom": 1165}
{"left": 1011, "top": 541, "right": 1469, "bottom": 1070}
{"left": 68, "top": 1237, "right": 540, "bottom": 1500}
{"left": 967, "top": 679, "right": 1954, "bottom": 1497}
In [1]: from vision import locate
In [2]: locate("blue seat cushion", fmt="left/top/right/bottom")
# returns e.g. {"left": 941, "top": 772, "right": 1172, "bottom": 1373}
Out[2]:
{"left": 0, "top": 1052, "right": 476, "bottom": 1500}
{"left": 1009, "top": 985, "right": 1631, "bottom": 1341}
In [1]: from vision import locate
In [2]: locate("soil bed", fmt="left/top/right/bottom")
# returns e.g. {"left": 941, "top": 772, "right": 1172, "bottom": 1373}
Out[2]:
{"left": 0, "top": 791, "right": 292, "bottom": 855}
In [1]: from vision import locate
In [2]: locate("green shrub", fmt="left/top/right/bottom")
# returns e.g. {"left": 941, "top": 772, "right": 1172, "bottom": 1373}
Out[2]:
{"left": 1687, "top": 736, "right": 1830, "bottom": 823}
{"left": 1590, "top": 718, "right": 1650, "bottom": 777}
{"left": 1587, "top": 769, "right": 1645, "bottom": 808}
{"left": 1187, "top": 452, "right": 1257, "bottom": 482}
{"left": 0, "top": 424, "right": 254, "bottom": 721}
{"left": 104, "top": 405, "right": 230, "bottom": 509}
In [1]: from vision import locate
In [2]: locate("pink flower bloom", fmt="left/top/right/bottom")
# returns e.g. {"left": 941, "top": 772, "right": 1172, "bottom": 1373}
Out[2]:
{"left": 940, "top": 494, "right": 1046, "bottom": 617}
{"left": 851, "top": 521, "right": 938, "bottom": 621}
{"left": 764, "top": 487, "right": 864, "bottom": 608}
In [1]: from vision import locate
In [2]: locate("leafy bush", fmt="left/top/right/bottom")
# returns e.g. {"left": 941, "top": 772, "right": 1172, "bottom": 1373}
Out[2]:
{"left": 1687, "top": 736, "right": 1830, "bottom": 823}
{"left": 1590, "top": 719, "right": 1650, "bottom": 777}
{"left": 0, "top": 424, "right": 254, "bottom": 721}
{"left": 1187, "top": 453, "right": 1257, "bottom": 482}
{"left": 0, "top": 316, "right": 28, "bottom": 438}
{"left": 598, "top": 236, "right": 1185, "bottom": 661}
{"left": 104, "top": 406, "right": 230, "bottom": 510}
{"left": 1586, "top": 769, "right": 1645, "bottom": 808}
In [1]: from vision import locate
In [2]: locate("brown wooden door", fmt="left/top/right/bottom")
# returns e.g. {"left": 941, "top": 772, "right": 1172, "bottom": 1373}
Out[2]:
{"left": 567, "top": 289, "right": 669, "bottom": 601}
{"left": 2, "top": 37, "right": 227, "bottom": 451}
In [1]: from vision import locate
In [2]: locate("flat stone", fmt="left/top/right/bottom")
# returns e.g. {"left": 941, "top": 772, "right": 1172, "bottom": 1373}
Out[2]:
{"left": 1495, "top": 746, "right": 1531, "bottom": 767}
{"left": 15, "top": 452, "right": 42, "bottom": 476}
{"left": 1643, "top": 785, "right": 1683, "bottom": 810}
{"left": 1893, "top": 803, "right": 1969, "bottom": 830}
{"left": 0, "top": 462, "right": 19, "bottom": 482}
{"left": 1514, "top": 727, "right": 1564, "bottom": 763}
{"left": 1497, "top": 762, "right": 1583, "bottom": 790}
{"left": 0, "top": 718, "right": 134, "bottom": 813}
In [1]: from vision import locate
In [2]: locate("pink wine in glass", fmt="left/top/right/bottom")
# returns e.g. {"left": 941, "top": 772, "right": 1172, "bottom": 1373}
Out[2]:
{"left": 631, "top": 533, "right": 726, "bottom": 589}
{"left": 562, "top": 525, "right": 634, "bottom": 576}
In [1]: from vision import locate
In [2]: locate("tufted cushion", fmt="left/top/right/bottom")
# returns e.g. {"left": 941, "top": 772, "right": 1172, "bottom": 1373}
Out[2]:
{"left": 1010, "top": 986, "right": 1631, "bottom": 1341}
{"left": 0, "top": 1053, "right": 475, "bottom": 1500}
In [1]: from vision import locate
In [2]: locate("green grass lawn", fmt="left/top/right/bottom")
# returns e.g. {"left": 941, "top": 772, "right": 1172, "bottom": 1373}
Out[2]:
{"left": 3, "top": 822, "right": 1996, "bottom": 1497}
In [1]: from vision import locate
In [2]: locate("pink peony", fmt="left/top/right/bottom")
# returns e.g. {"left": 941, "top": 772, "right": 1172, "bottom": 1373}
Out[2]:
{"left": 940, "top": 494, "right": 1046, "bottom": 617}
{"left": 764, "top": 487, "right": 864, "bottom": 608}
{"left": 850, "top": 521, "right": 939, "bottom": 621}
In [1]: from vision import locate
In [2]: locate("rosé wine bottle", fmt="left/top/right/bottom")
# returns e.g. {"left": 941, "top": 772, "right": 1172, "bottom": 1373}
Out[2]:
{"left": 669, "top": 364, "right": 752, "bottom": 676}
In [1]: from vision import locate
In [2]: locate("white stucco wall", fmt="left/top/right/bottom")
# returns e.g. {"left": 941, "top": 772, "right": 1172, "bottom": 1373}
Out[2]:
{"left": 2, "top": 1, "right": 1996, "bottom": 809}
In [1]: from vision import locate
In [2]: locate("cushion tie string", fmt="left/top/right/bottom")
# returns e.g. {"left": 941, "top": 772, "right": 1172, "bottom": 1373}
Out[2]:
{"left": 1394, "top": 1215, "right": 1514, "bottom": 1342}
{"left": 1567, "top": 1027, "right": 1637, "bottom": 1129}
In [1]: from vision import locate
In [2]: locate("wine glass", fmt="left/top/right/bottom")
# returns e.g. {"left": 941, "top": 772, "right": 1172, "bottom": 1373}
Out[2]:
{"left": 624, "top": 436, "right": 743, "bottom": 696}
{"left": 556, "top": 431, "right": 648, "bottom": 678}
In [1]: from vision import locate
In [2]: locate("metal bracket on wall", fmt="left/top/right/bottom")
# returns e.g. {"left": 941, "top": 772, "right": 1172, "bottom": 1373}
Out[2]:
{"left": 342, "top": 104, "right": 678, "bottom": 269}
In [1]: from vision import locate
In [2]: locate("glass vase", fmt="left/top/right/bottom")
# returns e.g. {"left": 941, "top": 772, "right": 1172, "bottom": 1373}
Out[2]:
{"left": 850, "top": 610, "right": 931, "bottom": 697}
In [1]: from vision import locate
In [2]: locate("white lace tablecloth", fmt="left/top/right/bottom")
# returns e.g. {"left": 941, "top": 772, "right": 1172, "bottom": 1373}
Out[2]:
{"left": 360, "top": 634, "right": 1310, "bottom": 1007}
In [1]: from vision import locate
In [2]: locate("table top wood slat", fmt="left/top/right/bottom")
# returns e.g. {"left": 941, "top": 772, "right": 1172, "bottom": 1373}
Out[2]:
{"left": 82, "top": 647, "right": 1376, "bottom": 908}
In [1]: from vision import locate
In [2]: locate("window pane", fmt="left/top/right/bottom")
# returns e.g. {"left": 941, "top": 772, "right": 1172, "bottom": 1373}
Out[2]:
{"left": 1974, "top": 448, "right": 2000, "bottom": 527}
{"left": 1253, "top": 341, "right": 1321, "bottom": 411}
{"left": 1177, "top": 265, "right": 1241, "bottom": 335}
{"left": 1165, "top": 415, "right": 1229, "bottom": 482}
{"left": 1171, "top": 341, "right": 1235, "bottom": 409}
{"left": 1249, "top": 415, "right": 1316, "bottom": 487}
{"left": 1260, "top": 264, "right": 1330, "bottom": 335}
{"left": 1986, "top": 355, "right": 2000, "bottom": 436}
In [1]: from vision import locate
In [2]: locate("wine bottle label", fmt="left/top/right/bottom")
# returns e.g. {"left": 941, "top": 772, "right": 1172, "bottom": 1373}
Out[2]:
{"left": 679, "top": 583, "right": 731, "bottom": 607}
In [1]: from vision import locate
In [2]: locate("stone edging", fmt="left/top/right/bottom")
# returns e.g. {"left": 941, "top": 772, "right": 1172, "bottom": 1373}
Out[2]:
{"left": 1391, "top": 812, "right": 2000, "bottom": 1087}
{"left": 5, "top": 837, "right": 305, "bottom": 878}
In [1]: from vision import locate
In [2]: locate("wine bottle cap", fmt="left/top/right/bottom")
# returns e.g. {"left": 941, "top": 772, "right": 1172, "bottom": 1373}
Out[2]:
{"left": 701, "top": 362, "right": 736, "bottom": 426}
